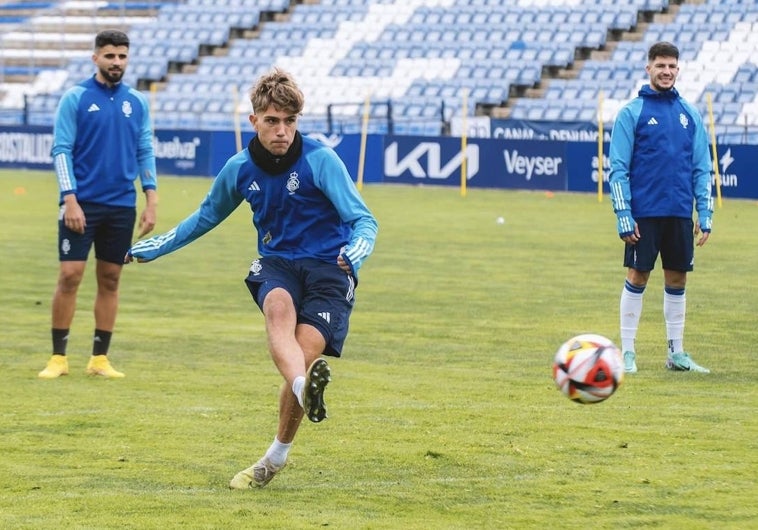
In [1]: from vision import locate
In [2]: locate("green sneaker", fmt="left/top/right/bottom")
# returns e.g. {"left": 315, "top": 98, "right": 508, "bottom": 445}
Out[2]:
{"left": 623, "top": 351, "right": 638, "bottom": 374}
{"left": 665, "top": 352, "right": 710, "bottom": 373}
{"left": 303, "top": 358, "right": 331, "bottom": 423}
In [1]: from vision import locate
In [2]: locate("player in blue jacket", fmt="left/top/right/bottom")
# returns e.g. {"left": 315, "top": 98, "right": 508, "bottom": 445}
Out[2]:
{"left": 609, "top": 41, "right": 713, "bottom": 374}
{"left": 39, "top": 29, "right": 158, "bottom": 379}
{"left": 126, "top": 68, "right": 378, "bottom": 488}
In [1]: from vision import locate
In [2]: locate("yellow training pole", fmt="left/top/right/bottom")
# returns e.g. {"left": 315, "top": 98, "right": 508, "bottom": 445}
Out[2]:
{"left": 232, "top": 85, "right": 242, "bottom": 152}
{"left": 149, "top": 82, "right": 157, "bottom": 120}
{"left": 597, "top": 91, "right": 604, "bottom": 202}
{"left": 356, "top": 94, "right": 370, "bottom": 191}
{"left": 460, "top": 89, "right": 469, "bottom": 197}
{"left": 705, "top": 92, "right": 723, "bottom": 208}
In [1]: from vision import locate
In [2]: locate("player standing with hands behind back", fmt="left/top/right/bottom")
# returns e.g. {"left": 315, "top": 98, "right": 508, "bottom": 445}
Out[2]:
{"left": 126, "top": 68, "right": 378, "bottom": 489}
{"left": 609, "top": 41, "right": 713, "bottom": 374}
{"left": 39, "top": 29, "right": 158, "bottom": 379}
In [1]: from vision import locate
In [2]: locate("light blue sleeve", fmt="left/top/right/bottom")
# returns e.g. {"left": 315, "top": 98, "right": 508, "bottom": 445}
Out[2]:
{"left": 683, "top": 100, "right": 714, "bottom": 231}
{"left": 51, "top": 87, "right": 84, "bottom": 197}
{"left": 310, "top": 147, "right": 378, "bottom": 273}
{"left": 132, "top": 89, "right": 157, "bottom": 191}
{"left": 608, "top": 99, "right": 641, "bottom": 215}
{"left": 128, "top": 154, "right": 246, "bottom": 261}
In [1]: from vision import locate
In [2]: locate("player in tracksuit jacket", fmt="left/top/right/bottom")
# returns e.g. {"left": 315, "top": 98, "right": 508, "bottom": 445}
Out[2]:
{"left": 609, "top": 41, "right": 713, "bottom": 375}
{"left": 39, "top": 29, "right": 157, "bottom": 380}
{"left": 127, "top": 68, "right": 378, "bottom": 489}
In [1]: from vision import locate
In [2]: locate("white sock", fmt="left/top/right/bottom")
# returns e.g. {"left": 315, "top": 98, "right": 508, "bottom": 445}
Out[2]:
{"left": 292, "top": 376, "right": 305, "bottom": 409}
{"left": 664, "top": 287, "right": 686, "bottom": 355}
{"left": 264, "top": 437, "right": 291, "bottom": 468}
{"left": 620, "top": 280, "right": 645, "bottom": 352}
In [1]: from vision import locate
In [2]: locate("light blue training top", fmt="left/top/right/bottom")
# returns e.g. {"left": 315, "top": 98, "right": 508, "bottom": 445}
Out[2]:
{"left": 51, "top": 74, "right": 157, "bottom": 208}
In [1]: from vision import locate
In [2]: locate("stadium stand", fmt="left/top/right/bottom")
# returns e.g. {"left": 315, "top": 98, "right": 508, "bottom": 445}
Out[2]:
{"left": 1, "top": 0, "right": 757, "bottom": 142}
{"left": 508, "top": 0, "right": 758, "bottom": 143}
{"left": 0, "top": 0, "right": 168, "bottom": 121}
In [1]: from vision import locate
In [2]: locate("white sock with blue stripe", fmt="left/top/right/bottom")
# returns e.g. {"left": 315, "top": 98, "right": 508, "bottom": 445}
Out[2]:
{"left": 664, "top": 286, "right": 686, "bottom": 355}
{"left": 620, "top": 280, "right": 645, "bottom": 352}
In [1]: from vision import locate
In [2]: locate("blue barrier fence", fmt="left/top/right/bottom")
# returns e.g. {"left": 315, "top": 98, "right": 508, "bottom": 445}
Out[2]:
{"left": 1, "top": 125, "right": 756, "bottom": 199}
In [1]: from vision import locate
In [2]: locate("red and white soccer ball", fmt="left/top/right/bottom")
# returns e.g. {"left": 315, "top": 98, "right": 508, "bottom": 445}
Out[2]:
{"left": 552, "top": 334, "right": 624, "bottom": 404}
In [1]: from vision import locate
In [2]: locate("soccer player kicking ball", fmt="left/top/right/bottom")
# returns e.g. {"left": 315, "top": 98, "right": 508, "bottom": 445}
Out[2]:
{"left": 126, "top": 68, "right": 378, "bottom": 488}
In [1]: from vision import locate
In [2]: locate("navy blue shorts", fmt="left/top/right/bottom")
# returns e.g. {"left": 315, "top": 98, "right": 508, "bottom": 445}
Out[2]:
{"left": 244, "top": 256, "right": 356, "bottom": 357}
{"left": 58, "top": 202, "right": 136, "bottom": 264}
{"left": 623, "top": 217, "right": 694, "bottom": 272}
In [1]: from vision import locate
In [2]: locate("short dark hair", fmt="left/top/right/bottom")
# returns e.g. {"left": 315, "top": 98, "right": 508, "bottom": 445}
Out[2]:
{"left": 648, "top": 41, "right": 679, "bottom": 62}
{"left": 94, "top": 29, "right": 130, "bottom": 50}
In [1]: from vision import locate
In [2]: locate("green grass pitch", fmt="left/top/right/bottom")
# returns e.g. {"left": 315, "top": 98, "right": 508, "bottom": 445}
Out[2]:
{"left": 1, "top": 169, "right": 757, "bottom": 529}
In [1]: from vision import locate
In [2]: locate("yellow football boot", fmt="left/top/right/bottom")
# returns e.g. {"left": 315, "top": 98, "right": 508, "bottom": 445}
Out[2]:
{"left": 38, "top": 355, "right": 69, "bottom": 379}
{"left": 86, "top": 356, "right": 125, "bottom": 378}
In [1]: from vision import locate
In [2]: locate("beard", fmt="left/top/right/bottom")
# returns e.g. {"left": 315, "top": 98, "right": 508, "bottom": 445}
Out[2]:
{"left": 99, "top": 66, "right": 124, "bottom": 84}
{"left": 650, "top": 73, "right": 676, "bottom": 92}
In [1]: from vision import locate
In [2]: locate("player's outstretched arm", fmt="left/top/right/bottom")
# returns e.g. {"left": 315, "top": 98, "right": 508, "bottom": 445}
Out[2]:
{"left": 125, "top": 160, "right": 245, "bottom": 263}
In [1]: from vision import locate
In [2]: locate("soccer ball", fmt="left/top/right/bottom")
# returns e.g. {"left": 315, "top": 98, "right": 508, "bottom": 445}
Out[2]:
{"left": 552, "top": 334, "right": 624, "bottom": 404}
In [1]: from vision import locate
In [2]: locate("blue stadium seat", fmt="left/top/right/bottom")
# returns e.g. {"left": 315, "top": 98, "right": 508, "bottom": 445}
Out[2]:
{"left": 583, "top": 10, "right": 602, "bottom": 24}
{"left": 526, "top": 105, "right": 545, "bottom": 121}
{"left": 577, "top": 107, "right": 597, "bottom": 122}
{"left": 542, "top": 106, "right": 564, "bottom": 121}
{"left": 561, "top": 86, "right": 581, "bottom": 101}
{"left": 533, "top": 10, "right": 551, "bottom": 25}
{"left": 719, "top": 85, "right": 742, "bottom": 103}
{"left": 544, "top": 80, "right": 567, "bottom": 100}
{"left": 12, "top": 0, "right": 757, "bottom": 135}
{"left": 566, "top": 10, "right": 584, "bottom": 25}
{"left": 550, "top": 8, "right": 569, "bottom": 25}
{"left": 736, "top": 81, "right": 758, "bottom": 102}
{"left": 549, "top": 48, "right": 574, "bottom": 67}
{"left": 732, "top": 63, "right": 758, "bottom": 83}
{"left": 641, "top": 0, "right": 668, "bottom": 12}
{"left": 514, "top": 65, "right": 540, "bottom": 87}
{"left": 613, "top": 9, "right": 637, "bottom": 30}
